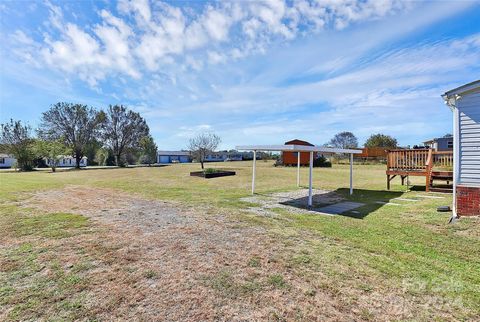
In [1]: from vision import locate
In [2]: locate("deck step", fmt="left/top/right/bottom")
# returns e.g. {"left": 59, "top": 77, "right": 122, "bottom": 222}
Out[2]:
{"left": 429, "top": 187, "right": 453, "bottom": 193}
{"left": 431, "top": 176, "right": 453, "bottom": 180}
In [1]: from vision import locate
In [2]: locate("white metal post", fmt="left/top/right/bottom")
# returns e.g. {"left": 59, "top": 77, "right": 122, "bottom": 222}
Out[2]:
{"left": 252, "top": 150, "right": 256, "bottom": 195}
{"left": 452, "top": 107, "right": 461, "bottom": 218}
{"left": 297, "top": 151, "right": 300, "bottom": 187}
{"left": 349, "top": 153, "right": 353, "bottom": 195}
{"left": 308, "top": 151, "right": 313, "bottom": 207}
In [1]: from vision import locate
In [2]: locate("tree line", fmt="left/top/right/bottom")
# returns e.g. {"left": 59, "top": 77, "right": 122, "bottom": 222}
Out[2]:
{"left": 327, "top": 131, "right": 398, "bottom": 150}
{"left": 0, "top": 103, "right": 157, "bottom": 171}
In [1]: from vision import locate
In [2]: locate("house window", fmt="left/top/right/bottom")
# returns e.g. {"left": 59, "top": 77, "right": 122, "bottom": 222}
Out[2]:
{"left": 447, "top": 141, "right": 453, "bottom": 149}
{"left": 0, "top": 158, "right": 4, "bottom": 164}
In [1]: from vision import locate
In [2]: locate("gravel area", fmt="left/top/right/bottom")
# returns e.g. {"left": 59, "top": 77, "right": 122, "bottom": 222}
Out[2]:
{"left": 240, "top": 188, "right": 345, "bottom": 216}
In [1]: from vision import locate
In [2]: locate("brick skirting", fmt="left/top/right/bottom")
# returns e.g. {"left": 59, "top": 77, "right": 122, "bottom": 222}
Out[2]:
{"left": 456, "top": 185, "right": 480, "bottom": 216}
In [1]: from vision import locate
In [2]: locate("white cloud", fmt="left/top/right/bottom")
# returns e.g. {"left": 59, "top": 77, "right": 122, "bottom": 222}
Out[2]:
{"left": 176, "top": 124, "right": 213, "bottom": 138}
{"left": 207, "top": 51, "right": 226, "bottom": 65}
{"left": 4, "top": 0, "right": 478, "bottom": 150}
{"left": 10, "top": 0, "right": 412, "bottom": 87}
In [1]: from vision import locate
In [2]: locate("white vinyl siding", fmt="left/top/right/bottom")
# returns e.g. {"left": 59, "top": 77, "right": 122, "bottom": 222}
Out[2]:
{"left": 457, "top": 91, "right": 480, "bottom": 186}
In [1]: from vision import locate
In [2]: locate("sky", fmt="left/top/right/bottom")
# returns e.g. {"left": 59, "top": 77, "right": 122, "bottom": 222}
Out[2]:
{"left": 1, "top": 0, "right": 479, "bottom": 150}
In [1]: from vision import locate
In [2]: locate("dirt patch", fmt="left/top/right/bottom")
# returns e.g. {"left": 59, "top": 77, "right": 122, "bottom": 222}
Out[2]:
{"left": 15, "top": 186, "right": 351, "bottom": 320}
{"left": 4, "top": 186, "right": 465, "bottom": 321}
{"left": 22, "top": 186, "right": 192, "bottom": 233}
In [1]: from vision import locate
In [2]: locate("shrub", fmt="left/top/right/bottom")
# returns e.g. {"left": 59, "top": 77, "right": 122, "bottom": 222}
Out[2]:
{"left": 313, "top": 155, "right": 332, "bottom": 168}
{"left": 204, "top": 168, "right": 220, "bottom": 174}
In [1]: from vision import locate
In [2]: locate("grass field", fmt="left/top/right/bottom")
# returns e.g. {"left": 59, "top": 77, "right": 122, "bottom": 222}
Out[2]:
{"left": 1, "top": 161, "right": 479, "bottom": 321}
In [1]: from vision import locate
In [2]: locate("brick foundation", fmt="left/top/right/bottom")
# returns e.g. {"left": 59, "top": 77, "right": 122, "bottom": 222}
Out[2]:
{"left": 456, "top": 185, "right": 480, "bottom": 216}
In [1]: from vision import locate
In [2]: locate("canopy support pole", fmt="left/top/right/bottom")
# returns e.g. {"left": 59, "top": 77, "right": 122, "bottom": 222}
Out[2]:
{"left": 308, "top": 151, "right": 313, "bottom": 207}
{"left": 252, "top": 150, "right": 256, "bottom": 195}
{"left": 349, "top": 153, "right": 353, "bottom": 195}
{"left": 297, "top": 152, "right": 300, "bottom": 187}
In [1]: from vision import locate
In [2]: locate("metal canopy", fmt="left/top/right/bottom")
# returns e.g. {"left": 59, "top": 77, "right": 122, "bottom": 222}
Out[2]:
{"left": 236, "top": 145, "right": 362, "bottom": 154}
{"left": 236, "top": 144, "right": 362, "bottom": 207}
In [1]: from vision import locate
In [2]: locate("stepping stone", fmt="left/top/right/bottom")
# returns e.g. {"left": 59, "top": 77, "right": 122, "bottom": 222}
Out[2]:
{"left": 375, "top": 201, "right": 402, "bottom": 206}
{"left": 393, "top": 198, "right": 419, "bottom": 202}
{"left": 415, "top": 195, "right": 445, "bottom": 199}
{"left": 317, "top": 201, "right": 365, "bottom": 215}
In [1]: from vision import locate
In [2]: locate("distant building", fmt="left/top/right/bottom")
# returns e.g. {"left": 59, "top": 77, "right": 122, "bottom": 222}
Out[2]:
{"left": 282, "top": 139, "right": 314, "bottom": 166}
{"left": 45, "top": 156, "right": 87, "bottom": 167}
{"left": 157, "top": 151, "right": 191, "bottom": 164}
{"left": 204, "top": 151, "right": 256, "bottom": 162}
{"left": 423, "top": 137, "right": 453, "bottom": 151}
{"left": 0, "top": 154, "right": 16, "bottom": 168}
{"left": 355, "top": 147, "right": 388, "bottom": 160}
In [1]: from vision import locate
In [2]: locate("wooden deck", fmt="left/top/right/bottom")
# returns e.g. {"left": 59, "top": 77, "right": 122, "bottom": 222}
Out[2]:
{"left": 386, "top": 149, "right": 453, "bottom": 192}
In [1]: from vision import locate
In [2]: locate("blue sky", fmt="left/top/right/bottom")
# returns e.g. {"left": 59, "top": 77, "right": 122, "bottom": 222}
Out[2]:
{"left": 1, "top": 0, "right": 479, "bottom": 150}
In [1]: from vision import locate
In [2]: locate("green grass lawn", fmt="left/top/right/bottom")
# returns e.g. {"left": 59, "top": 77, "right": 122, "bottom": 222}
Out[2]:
{"left": 0, "top": 161, "right": 479, "bottom": 320}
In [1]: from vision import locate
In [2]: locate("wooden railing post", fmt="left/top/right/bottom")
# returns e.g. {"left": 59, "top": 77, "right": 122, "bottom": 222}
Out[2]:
{"left": 425, "top": 149, "right": 433, "bottom": 192}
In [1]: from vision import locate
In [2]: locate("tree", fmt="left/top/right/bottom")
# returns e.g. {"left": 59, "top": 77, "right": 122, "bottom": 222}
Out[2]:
{"left": 94, "top": 148, "right": 110, "bottom": 166}
{"left": 84, "top": 139, "right": 102, "bottom": 166}
{"left": 39, "top": 103, "right": 105, "bottom": 169}
{"left": 139, "top": 135, "right": 157, "bottom": 166}
{"left": 328, "top": 131, "right": 358, "bottom": 149}
{"left": 188, "top": 132, "right": 221, "bottom": 169}
{"left": 364, "top": 133, "right": 398, "bottom": 148}
{"left": 0, "top": 119, "right": 35, "bottom": 171}
{"left": 102, "top": 105, "right": 149, "bottom": 166}
{"left": 34, "top": 139, "right": 67, "bottom": 172}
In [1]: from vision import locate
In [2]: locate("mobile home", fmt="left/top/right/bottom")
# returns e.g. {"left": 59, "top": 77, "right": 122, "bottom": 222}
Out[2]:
{"left": 443, "top": 80, "right": 480, "bottom": 217}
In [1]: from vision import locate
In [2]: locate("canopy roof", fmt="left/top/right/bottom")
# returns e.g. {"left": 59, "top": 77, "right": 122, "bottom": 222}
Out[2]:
{"left": 237, "top": 143, "right": 358, "bottom": 207}
{"left": 236, "top": 145, "right": 362, "bottom": 154}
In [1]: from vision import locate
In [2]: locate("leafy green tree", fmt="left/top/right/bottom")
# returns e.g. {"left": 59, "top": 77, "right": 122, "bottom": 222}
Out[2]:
{"left": 328, "top": 131, "right": 358, "bottom": 149}
{"left": 364, "top": 133, "right": 398, "bottom": 148}
{"left": 102, "top": 105, "right": 150, "bottom": 166}
{"left": 0, "top": 119, "right": 35, "bottom": 171}
{"left": 94, "top": 147, "right": 110, "bottom": 166}
{"left": 39, "top": 103, "right": 105, "bottom": 169}
{"left": 34, "top": 139, "right": 68, "bottom": 172}
{"left": 84, "top": 139, "right": 102, "bottom": 166}
{"left": 139, "top": 135, "right": 157, "bottom": 166}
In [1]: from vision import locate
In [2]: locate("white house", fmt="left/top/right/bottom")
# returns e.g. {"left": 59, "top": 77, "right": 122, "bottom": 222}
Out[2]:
{"left": 45, "top": 156, "right": 87, "bottom": 167}
{"left": 0, "top": 154, "right": 16, "bottom": 168}
{"left": 442, "top": 80, "right": 480, "bottom": 217}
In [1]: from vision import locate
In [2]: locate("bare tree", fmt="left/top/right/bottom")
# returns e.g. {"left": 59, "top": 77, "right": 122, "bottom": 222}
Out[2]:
{"left": 38, "top": 103, "right": 105, "bottom": 168}
{"left": 0, "top": 119, "right": 35, "bottom": 171}
{"left": 102, "top": 105, "right": 149, "bottom": 166}
{"left": 188, "top": 132, "right": 221, "bottom": 169}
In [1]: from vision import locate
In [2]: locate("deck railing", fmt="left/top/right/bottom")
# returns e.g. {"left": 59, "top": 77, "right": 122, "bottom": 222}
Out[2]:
{"left": 432, "top": 151, "right": 453, "bottom": 169}
{"left": 387, "top": 149, "right": 453, "bottom": 172}
{"left": 387, "top": 149, "right": 431, "bottom": 171}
